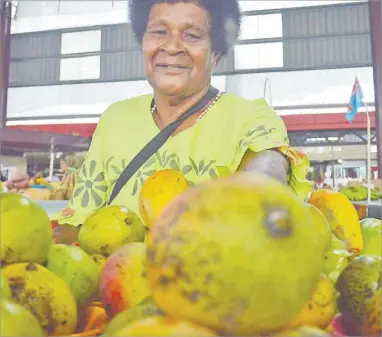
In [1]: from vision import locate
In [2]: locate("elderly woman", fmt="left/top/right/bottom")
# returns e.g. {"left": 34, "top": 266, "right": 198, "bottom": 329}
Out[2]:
{"left": 54, "top": 0, "right": 311, "bottom": 243}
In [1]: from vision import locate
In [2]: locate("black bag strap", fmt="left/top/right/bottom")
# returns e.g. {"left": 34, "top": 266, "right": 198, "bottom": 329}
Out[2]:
{"left": 108, "top": 86, "right": 219, "bottom": 204}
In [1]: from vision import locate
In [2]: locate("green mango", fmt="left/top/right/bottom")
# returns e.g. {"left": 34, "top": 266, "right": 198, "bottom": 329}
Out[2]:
{"left": 0, "top": 271, "right": 11, "bottom": 299}
{"left": 360, "top": 218, "right": 381, "bottom": 257}
{"left": 322, "top": 249, "right": 352, "bottom": 284}
{"left": 1, "top": 298, "right": 44, "bottom": 336}
{"left": 330, "top": 234, "right": 347, "bottom": 250}
{"left": 103, "top": 297, "right": 162, "bottom": 336}
{"left": 336, "top": 255, "right": 381, "bottom": 330}
{"left": 46, "top": 244, "right": 100, "bottom": 306}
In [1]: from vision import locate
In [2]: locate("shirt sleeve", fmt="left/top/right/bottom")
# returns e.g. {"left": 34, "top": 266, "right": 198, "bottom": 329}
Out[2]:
{"left": 229, "top": 98, "right": 313, "bottom": 200}
{"left": 54, "top": 116, "right": 108, "bottom": 227}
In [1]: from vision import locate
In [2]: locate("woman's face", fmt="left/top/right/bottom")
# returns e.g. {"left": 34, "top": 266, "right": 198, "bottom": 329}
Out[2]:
{"left": 60, "top": 160, "right": 68, "bottom": 173}
{"left": 142, "top": 2, "right": 217, "bottom": 97}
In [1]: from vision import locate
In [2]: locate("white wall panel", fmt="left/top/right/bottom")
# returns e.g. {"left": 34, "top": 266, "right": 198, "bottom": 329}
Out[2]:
{"left": 7, "top": 68, "right": 374, "bottom": 121}
{"left": 11, "top": 1, "right": 128, "bottom": 33}
{"left": 235, "top": 43, "right": 284, "bottom": 70}
{"left": 239, "top": 1, "right": 367, "bottom": 11}
{"left": 7, "top": 76, "right": 226, "bottom": 120}
{"left": 225, "top": 67, "right": 374, "bottom": 113}
{"left": 60, "top": 56, "right": 101, "bottom": 81}
{"left": 61, "top": 30, "right": 101, "bottom": 54}
{"left": 239, "top": 14, "right": 282, "bottom": 40}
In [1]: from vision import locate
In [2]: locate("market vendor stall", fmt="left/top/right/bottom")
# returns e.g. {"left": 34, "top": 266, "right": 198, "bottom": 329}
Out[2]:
{"left": 1, "top": 169, "right": 381, "bottom": 337}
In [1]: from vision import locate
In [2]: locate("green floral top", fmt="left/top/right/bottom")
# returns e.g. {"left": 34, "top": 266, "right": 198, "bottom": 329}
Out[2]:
{"left": 55, "top": 93, "right": 312, "bottom": 226}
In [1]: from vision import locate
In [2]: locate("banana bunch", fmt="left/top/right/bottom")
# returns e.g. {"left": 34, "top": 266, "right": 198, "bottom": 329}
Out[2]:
{"left": 340, "top": 186, "right": 381, "bottom": 201}
{"left": 50, "top": 171, "right": 78, "bottom": 200}
{"left": 371, "top": 189, "right": 382, "bottom": 200}
{"left": 340, "top": 186, "right": 368, "bottom": 201}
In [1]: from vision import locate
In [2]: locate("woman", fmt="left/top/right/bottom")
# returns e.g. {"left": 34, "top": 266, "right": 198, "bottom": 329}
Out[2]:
{"left": 50, "top": 155, "right": 82, "bottom": 200}
{"left": 54, "top": 0, "right": 311, "bottom": 243}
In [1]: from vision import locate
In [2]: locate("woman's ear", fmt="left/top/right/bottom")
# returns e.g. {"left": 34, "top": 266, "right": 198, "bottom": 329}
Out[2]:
{"left": 212, "top": 53, "right": 221, "bottom": 68}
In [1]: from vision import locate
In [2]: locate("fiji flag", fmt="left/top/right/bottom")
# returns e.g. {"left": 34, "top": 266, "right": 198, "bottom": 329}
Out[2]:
{"left": 345, "top": 77, "right": 364, "bottom": 123}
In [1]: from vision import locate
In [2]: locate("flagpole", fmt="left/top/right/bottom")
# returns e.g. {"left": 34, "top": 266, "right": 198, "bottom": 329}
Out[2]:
{"left": 263, "top": 77, "right": 273, "bottom": 109}
{"left": 363, "top": 99, "right": 372, "bottom": 205}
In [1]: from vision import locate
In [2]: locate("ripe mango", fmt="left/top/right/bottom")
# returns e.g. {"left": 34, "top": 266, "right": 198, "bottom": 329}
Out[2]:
{"left": 139, "top": 169, "right": 189, "bottom": 228}
{"left": 287, "top": 274, "right": 337, "bottom": 329}
{"left": 2, "top": 262, "right": 78, "bottom": 336}
{"left": 147, "top": 173, "right": 327, "bottom": 336}
{"left": 100, "top": 243, "right": 152, "bottom": 317}
{"left": 308, "top": 189, "right": 363, "bottom": 254}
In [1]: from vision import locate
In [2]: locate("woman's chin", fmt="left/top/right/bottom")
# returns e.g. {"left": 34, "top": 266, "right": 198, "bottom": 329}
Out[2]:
{"left": 153, "top": 84, "right": 188, "bottom": 96}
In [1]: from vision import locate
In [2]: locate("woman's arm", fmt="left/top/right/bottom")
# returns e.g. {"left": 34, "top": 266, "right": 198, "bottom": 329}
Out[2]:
{"left": 238, "top": 149, "right": 289, "bottom": 184}
{"left": 53, "top": 119, "right": 108, "bottom": 244}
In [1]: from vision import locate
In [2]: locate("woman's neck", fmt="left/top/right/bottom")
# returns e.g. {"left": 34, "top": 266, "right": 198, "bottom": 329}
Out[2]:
{"left": 153, "top": 85, "right": 211, "bottom": 125}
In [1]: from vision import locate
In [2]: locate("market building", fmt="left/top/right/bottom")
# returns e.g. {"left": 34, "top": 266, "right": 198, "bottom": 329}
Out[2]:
{"left": 1, "top": 0, "right": 381, "bottom": 188}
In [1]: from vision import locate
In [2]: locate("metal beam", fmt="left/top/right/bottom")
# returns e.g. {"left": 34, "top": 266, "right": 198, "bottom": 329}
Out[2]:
{"left": 0, "top": 128, "right": 90, "bottom": 152}
{"left": 0, "top": 0, "right": 11, "bottom": 128}
{"left": 288, "top": 129, "right": 377, "bottom": 147}
{"left": 369, "top": 0, "right": 382, "bottom": 177}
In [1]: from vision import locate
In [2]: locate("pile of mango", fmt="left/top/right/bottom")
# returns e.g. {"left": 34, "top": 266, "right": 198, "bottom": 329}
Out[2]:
{"left": 1, "top": 170, "right": 381, "bottom": 337}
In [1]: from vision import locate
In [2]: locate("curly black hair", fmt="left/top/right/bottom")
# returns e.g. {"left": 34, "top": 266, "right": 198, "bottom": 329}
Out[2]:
{"left": 128, "top": 0, "right": 241, "bottom": 56}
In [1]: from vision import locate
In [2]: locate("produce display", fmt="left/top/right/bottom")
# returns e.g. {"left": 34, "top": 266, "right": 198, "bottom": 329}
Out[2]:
{"left": 340, "top": 185, "right": 382, "bottom": 201}
{"left": 0, "top": 170, "right": 381, "bottom": 337}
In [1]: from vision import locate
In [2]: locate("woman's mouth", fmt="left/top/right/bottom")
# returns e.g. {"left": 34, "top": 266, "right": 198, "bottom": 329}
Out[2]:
{"left": 155, "top": 63, "right": 191, "bottom": 73}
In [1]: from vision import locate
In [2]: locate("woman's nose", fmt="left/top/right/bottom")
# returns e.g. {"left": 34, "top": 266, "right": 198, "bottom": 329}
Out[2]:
{"left": 160, "top": 34, "right": 184, "bottom": 55}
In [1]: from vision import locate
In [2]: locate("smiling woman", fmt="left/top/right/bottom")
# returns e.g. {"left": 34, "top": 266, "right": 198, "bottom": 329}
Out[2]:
{"left": 51, "top": 0, "right": 312, "bottom": 244}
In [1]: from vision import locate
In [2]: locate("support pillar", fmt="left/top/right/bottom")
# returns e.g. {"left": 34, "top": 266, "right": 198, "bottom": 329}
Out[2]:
{"left": 369, "top": 0, "right": 382, "bottom": 177}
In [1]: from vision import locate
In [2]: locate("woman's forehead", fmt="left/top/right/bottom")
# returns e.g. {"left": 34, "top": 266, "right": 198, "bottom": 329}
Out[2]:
{"left": 148, "top": 2, "right": 210, "bottom": 28}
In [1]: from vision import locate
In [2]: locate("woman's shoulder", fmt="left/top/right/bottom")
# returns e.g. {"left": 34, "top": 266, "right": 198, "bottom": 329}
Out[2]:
{"left": 222, "top": 93, "right": 273, "bottom": 115}
{"left": 100, "top": 94, "right": 153, "bottom": 121}
{"left": 218, "top": 93, "right": 275, "bottom": 118}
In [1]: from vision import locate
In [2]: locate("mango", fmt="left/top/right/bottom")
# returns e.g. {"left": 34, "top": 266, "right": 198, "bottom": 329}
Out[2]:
{"left": 147, "top": 173, "right": 326, "bottom": 336}
{"left": 91, "top": 254, "right": 107, "bottom": 273}
{"left": 287, "top": 274, "right": 337, "bottom": 330}
{"left": 139, "top": 169, "right": 189, "bottom": 228}
{"left": 306, "top": 203, "right": 332, "bottom": 253}
{"left": 330, "top": 234, "right": 347, "bottom": 250}
{"left": 322, "top": 249, "right": 352, "bottom": 284}
{"left": 91, "top": 254, "right": 107, "bottom": 301}
{"left": 103, "top": 297, "right": 162, "bottom": 336}
{"left": 273, "top": 326, "right": 331, "bottom": 337}
{"left": 78, "top": 205, "right": 146, "bottom": 257}
{"left": 1, "top": 271, "right": 12, "bottom": 299}
{"left": 336, "top": 255, "right": 381, "bottom": 334}
{"left": 2, "top": 262, "right": 78, "bottom": 336}
{"left": 100, "top": 243, "right": 152, "bottom": 317}
{"left": 110, "top": 316, "right": 216, "bottom": 336}
{"left": 77, "top": 304, "right": 109, "bottom": 334}
{"left": 46, "top": 244, "right": 100, "bottom": 306}
{"left": 0, "top": 192, "right": 52, "bottom": 265}
{"left": 360, "top": 218, "right": 381, "bottom": 257}
{"left": 1, "top": 298, "right": 44, "bottom": 336}
{"left": 308, "top": 189, "right": 363, "bottom": 254}
{"left": 361, "top": 287, "right": 381, "bottom": 336}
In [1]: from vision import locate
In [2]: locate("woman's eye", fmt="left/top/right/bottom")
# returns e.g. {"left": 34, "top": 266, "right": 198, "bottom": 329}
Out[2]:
{"left": 151, "top": 30, "right": 166, "bottom": 36}
{"left": 184, "top": 32, "right": 201, "bottom": 41}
